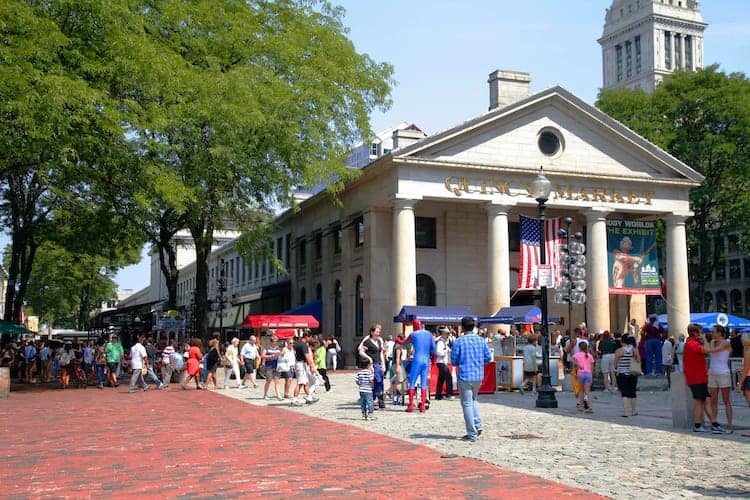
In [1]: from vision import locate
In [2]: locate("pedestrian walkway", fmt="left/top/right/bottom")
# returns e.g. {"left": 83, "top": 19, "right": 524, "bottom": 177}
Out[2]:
{"left": 218, "top": 371, "right": 750, "bottom": 499}
{"left": 0, "top": 382, "right": 600, "bottom": 498}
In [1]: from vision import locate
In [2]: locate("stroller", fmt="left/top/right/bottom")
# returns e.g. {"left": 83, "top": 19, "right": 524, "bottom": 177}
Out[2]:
{"left": 70, "top": 359, "right": 87, "bottom": 389}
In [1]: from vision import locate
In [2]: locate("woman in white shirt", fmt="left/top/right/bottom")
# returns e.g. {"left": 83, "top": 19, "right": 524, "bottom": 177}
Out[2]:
{"left": 708, "top": 326, "right": 733, "bottom": 433}
{"left": 223, "top": 338, "right": 244, "bottom": 389}
{"left": 277, "top": 340, "right": 296, "bottom": 399}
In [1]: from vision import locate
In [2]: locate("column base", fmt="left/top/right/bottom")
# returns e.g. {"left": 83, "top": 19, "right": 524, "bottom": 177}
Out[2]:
{"left": 535, "top": 376, "right": 558, "bottom": 408}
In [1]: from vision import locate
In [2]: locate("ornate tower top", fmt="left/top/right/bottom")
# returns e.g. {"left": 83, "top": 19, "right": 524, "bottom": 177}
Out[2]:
{"left": 599, "top": 0, "right": 707, "bottom": 93}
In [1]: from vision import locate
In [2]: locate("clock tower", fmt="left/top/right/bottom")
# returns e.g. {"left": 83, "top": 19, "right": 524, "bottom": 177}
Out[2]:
{"left": 599, "top": 0, "right": 707, "bottom": 93}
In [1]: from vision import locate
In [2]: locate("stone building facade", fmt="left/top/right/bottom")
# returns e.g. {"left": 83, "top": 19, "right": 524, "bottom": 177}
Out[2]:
{"left": 599, "top": 0, "right": 706, "bottom": 92}
{"left": 148, "top": 73, "right": 703, "bottom": 361}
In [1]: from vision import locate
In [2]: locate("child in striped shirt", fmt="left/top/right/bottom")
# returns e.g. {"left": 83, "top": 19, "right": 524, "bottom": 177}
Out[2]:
{"left": 356, "top": 359, "right": 375, "bottom": 420}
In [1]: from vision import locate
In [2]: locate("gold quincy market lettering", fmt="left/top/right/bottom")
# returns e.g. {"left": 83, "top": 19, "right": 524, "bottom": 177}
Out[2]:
{"left": 443, "top": 176, "right": 654, "bottom": 205}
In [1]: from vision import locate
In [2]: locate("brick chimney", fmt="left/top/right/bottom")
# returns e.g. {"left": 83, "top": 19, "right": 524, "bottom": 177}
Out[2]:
{"left": 488, "top": 70, "right": 531, "bottom": 110}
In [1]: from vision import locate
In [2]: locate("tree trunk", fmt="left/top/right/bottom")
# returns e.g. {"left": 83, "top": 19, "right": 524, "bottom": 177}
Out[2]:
{"left": 157, "top": 240, "right": 179, "bottom": 310}
{"left": 189, "top": 215, "right": 214, "bottom": 342}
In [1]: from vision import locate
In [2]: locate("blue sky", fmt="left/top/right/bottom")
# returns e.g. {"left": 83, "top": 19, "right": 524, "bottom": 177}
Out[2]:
{"left": 3, "top": 1, "right": 749, "bottom": 292}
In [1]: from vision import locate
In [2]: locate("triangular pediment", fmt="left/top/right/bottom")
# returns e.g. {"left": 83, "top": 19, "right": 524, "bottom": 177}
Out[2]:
{"left": 393, "top": 86, "right": 703, "bottom": 186}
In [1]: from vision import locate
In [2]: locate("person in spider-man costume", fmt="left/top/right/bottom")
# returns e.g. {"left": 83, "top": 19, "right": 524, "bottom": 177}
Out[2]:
{"left": 399, "top": 319, "right": 436, "bottom": 413}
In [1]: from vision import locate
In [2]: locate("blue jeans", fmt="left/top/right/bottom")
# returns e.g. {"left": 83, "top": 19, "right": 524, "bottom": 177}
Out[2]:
{"left": 95, "top": 364, "right": 106, "bottom": 385}
{"left": 359, "top": 391, "right": 374, "bottom": 415}
{"left": 458, "top": 379, "right": 482, "bottom": 440}
{"left": 145, "top": 367, "right": 162, "bottom": 387}
{"left": 645, "top": 338, "right": 662, "bottom": 375}
{"left": 373, "top": 363, "right": 385, "bottom": 406}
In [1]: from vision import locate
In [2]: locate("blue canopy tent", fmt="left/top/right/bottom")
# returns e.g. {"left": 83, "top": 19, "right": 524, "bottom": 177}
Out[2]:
{"left": 282, "top": 300, "right": 322, "bottom": 323}
{"left": 480, "top": 305, "right": 560, "bottom": 325}
{"left": 656, "top": 312, "right": 750, "bottom": 331}
{"left": 393, "top": 305, "right": 477, "bottom": 324}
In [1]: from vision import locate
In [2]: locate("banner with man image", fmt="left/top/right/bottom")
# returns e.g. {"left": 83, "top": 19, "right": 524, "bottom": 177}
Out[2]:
{"left": 606, "top": 219, "right": 661, "bottom": 295}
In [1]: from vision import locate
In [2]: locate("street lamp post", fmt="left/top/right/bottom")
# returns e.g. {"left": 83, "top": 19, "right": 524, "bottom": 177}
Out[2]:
{"left": 217, "top": 259, "right": 227, "bottom": 344}
{"left": 532, "top": 166, "right": 557, "bottom": 409}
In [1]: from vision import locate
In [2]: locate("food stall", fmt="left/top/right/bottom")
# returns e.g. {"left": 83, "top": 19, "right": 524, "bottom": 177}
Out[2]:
{"left": 240, "top": 314, "right": 319, "bottom": 339}
{"left": 480, "top": 305, "right": 560, "bottom": 391}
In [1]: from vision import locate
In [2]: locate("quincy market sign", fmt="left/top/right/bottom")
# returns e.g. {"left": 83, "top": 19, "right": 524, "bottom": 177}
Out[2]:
{"left": 444, "top": 176, "right": 655, "bottom": 205}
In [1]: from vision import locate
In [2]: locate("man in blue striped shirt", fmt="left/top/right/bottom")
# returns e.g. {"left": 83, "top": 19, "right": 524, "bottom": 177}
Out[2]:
{"left": 451, "top": 316, "right": 492, "bottom": 442}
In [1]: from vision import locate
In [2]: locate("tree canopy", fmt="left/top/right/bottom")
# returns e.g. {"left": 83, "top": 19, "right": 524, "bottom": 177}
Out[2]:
{"left": 597, "top": 65, "right": 750, "bottom": 310}
{"left": 1, "top": 0, "right": 393, "bottom": 333}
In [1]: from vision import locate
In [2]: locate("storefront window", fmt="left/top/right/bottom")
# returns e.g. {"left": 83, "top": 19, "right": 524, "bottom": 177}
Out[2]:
{"left": 716, "top": 290, "right": 728, "bottom": 312}
{"left": 355, "top": 276, "right": 364, "bottom": 336}
{"left": 416, "top": 274, "right": 436, "bottom": 306}
{"left": 731, "top": 289, "right": 742, "bottom": 314}
{"left": 334, "top": 281, "right": 342, "bottom": 337}
{"left": 354, "top": 216, "right": 365, "bottom": 247}
{"left": 415, "top": 217, "right": 436, "bottom": 248}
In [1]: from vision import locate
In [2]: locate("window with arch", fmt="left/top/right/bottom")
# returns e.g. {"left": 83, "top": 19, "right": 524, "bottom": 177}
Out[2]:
{"left": 416, "top": 274, "right": 436, "bottom": 306}
{"left": 355, "top": 276, "right": 364, "bottom": 336}
{"left": 704, "top": 291, "right": 714, "bottom": 312}
{"left": 334, "top": 280, "right": 342, "bottom": 338}
{"left": 731, "top": 289, "right": 742, "bottom": 314}
{"left": 300, "top": 287, "right": 306, "bottom": 306}
{"left": 315, "top": 283, "right": 322, "bottom": 302}
{"left": 716, "top": 290, "right": 728, "bottom": 313}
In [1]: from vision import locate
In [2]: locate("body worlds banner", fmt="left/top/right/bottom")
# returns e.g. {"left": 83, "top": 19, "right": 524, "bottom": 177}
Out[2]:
{"left": 606, "top": 219, "right": 661, "bottom": 295}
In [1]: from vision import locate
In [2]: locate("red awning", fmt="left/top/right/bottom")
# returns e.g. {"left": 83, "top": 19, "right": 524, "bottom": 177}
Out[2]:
{"left": 273, "top": 329, "right": 296, "bottom": 339}
{"left": 241, "top": 314, "right": 320, "bottom": 329}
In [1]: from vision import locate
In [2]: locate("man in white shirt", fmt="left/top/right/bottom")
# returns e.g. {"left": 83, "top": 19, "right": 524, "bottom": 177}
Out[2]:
{"left": 129, "top": 336, "right": 149, "bottom": 393}
{"left": 435, "top": 326, "right": 454, "bottom": 400}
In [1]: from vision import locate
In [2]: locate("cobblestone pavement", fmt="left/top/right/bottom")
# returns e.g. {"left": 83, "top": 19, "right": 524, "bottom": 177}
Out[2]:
{"left": 217, "top": 371, "right": 750, "bottom": 499}
{"left": 0, "top": 381, "right": 598, "bottom": 499}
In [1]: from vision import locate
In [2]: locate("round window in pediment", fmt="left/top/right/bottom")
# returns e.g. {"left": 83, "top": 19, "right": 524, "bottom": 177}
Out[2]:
{"left": 537, "top": 128, "right": 564, "bottom": 157}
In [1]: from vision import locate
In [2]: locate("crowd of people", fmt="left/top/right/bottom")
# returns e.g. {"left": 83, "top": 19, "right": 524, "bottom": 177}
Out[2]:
{"left": 3, "top": 313, "right": 748, "bottom": 440}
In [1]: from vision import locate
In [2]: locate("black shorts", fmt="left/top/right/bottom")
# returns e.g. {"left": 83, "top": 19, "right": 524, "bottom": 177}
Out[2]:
{"left": 689, "top": 383, "right": 709, "bottom": 400}
{"left": 244, "top": 358, "right": 256, "bottom": 372}
{"left": 523, "top": 371, "right": 538, "bottom": 378}
{"left": 107, "top": 362, "right": 119, "bottom": 374}
{"left": 742, "top": 378, "right": 750, "bottom": 391}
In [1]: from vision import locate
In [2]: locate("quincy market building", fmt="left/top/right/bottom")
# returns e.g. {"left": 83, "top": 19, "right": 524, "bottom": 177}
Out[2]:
{"left": 149, "top": 71, "right": 702, "bottom": 362}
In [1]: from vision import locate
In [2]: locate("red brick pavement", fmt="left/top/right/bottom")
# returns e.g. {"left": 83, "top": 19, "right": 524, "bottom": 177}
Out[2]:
{"left": 0, "top": 385, "right": 604, "bottom": 499}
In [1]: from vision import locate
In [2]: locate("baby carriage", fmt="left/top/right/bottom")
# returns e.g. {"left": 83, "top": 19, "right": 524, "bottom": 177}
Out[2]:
{"left": 71, "top": 359, "right": 87, "bottom": 389}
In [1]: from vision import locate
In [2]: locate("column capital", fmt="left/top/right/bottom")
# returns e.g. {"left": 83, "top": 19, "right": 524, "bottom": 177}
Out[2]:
{"left": 585, "top": 207, "right": 613, "bottom": 223}
{"left": 392, "top": 195, "right": 421, "bottom": 210}
{"left": 485, "top": 202, "right": 513, "bottom": 215}
{"left": 664, "top": 213, "right": 691, "bottom": 226}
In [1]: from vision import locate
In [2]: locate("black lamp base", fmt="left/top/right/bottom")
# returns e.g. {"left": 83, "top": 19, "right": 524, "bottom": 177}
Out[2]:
{"left": 534, "top": 377, "right": 558, "bottom": 408}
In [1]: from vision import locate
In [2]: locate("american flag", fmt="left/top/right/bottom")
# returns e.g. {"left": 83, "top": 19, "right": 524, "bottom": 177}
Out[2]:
{"left": 518, "top": 214, "right": 562, "bottom": 290}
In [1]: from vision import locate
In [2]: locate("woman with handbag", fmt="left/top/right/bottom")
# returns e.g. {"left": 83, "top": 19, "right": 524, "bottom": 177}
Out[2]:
{"left": 261, "top": 336, "right": 282, "bottom": 400}
{"left": 614, "top": 335, "right": 641, "bottom": 417}
{"left": 277, "top": 339, "right": 296, "bottom": 399}
{"left": 182, "top": 338, "right": 204, "bottom": 390}
{"left": 203, "top": 338, "right": 222, "bottom": 390}
{"left": 223, "top": 337, "right": 244, "bottom": 389}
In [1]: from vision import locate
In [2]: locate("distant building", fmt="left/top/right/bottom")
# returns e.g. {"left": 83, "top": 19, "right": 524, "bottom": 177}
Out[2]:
{"left": 599, "top": 0, "right": 706, "bottom": 93}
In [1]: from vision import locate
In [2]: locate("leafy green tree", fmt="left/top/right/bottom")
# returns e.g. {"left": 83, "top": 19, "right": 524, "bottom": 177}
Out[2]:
{"left": 2, "top": 1, "right": 392, "bottom": 336}
{"left": 130, "top": 0, "right": 393, "bottom": 336}
{"left": 18, "top": 242, "right": 117, "bottom": 329}
{"left": 0, "top": 1, "right": 145, "bottom": 322}
{"left": 598, "top": 66, "right": 750, "bottom": 311}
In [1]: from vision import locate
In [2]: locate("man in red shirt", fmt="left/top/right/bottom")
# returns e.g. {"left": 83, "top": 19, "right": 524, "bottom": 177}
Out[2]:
{"left": 683, "top": 324, "right": 727, "bottom": 433}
